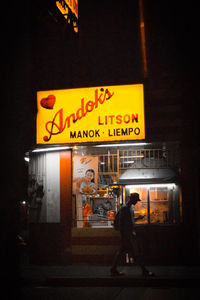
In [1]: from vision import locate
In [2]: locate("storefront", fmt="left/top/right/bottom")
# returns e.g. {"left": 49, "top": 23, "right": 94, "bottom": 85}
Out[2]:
{"left": 26, "top": 84, "right": 183, "bottom": 264}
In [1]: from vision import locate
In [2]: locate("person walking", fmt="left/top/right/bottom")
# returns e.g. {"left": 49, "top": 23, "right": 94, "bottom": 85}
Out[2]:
{"left": 110, "top": 192, "right": 154, "bottom": 277}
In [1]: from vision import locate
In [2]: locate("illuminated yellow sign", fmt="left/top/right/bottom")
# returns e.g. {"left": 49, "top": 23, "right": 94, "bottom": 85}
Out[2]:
{"left": 56, "top": 0, "right": 78, "bottom": 33}
{"left": 36, "top": 84, "right": 145, "bottom": 144}
{"left": 56, "top": 1, "right": 69, "bottom": 17}
{"left": 65, "top": 0, "right": 78, "bottom": 19}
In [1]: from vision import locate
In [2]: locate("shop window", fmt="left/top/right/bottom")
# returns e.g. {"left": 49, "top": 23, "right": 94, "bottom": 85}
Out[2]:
{"left": 72, "top": 150, "right": 121, "bottom": 228}
{"left": 127, "top": 184, "right": 181, "bottom": 224}
{"left": 149, "top": 187, "right": 169, "bottom": 223}
{"left": 125, "top": 186, "right": 148, "bottom": 224}
{"left": 72, "top": 144, "right": 181, "bottom": 228}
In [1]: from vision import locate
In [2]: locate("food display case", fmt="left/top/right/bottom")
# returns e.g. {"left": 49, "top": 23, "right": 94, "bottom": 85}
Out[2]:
{"left": 79, "top": 187, "right": 119, "bottom": 227}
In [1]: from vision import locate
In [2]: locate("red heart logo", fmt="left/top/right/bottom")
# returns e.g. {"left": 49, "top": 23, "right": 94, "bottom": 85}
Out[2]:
{"left": 40, "top": 95, "right": 56, "bottom": 109}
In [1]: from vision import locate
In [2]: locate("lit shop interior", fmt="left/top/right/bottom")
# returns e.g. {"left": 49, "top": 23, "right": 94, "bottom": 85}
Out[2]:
{"left": 72, "top": 142, "right": 181, "bottom": 228}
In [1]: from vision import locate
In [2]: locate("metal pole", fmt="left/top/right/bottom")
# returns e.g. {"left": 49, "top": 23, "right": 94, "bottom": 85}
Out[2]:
{"left": 147, "top": 187, "right": 150, "bottom": 223}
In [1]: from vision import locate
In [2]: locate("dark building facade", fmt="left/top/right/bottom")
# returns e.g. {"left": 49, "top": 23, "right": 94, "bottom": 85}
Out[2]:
{"left": 18, "top": 0, "right": 199, "bottom": 264}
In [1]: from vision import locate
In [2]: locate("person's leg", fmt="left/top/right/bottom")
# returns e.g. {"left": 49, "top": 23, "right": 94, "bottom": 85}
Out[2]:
{"left": 111, "top": 249, "right": 121, "bottom": 271}
{"left": 130, "top": 235, "right": 155, "bottom": 276}
{"left": 110, "top": 249, "right": 125, "bottom": 275}
{"left": 110, "top": 235, "right": 126, "bottom": 275}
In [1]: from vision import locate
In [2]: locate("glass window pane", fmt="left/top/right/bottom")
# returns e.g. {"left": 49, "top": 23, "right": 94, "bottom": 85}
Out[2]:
{"left": 128, "top": 187, "right": 148, "bottom": 224}
{"left": 149, "top": 187, "right": 169, "bottom": 223}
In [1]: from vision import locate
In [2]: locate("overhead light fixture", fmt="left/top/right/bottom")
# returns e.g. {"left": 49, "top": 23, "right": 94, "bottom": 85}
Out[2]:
{"left": 120, "top": 155, "right": 144, "bottom": 159}
{"left": 94, "top": 143, "right": 150, "bottom": 148}
{"left": 126, "top": 183, "right": 176, "bottom": 189}
{"left": 32, "top": 146, "right": 72, "bottom": 153}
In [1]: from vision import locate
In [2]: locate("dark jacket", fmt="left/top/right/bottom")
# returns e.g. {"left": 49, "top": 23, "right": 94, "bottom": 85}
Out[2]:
{"left": 119, "top": 204, "right": 135, "bottom": 234}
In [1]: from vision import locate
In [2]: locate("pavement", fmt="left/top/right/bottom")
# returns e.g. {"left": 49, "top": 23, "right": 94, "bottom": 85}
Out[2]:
{"left": 20, "top": 260, "right": 200, "bottom": 288}
{"left": 17, "top": 260, "right": 200, "bottom": 300}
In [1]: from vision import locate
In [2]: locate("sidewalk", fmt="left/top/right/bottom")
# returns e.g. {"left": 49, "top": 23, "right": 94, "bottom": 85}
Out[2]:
{"left": 20, "top": 262, "right": 200, "bottom": 288}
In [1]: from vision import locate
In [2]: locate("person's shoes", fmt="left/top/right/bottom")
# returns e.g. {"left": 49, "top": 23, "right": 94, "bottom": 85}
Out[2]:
{"left": 110, "top": 268, "right": 125, "bottom": 276}
{"left": 142, "top": 269, "right": 155, "bottom": 277}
